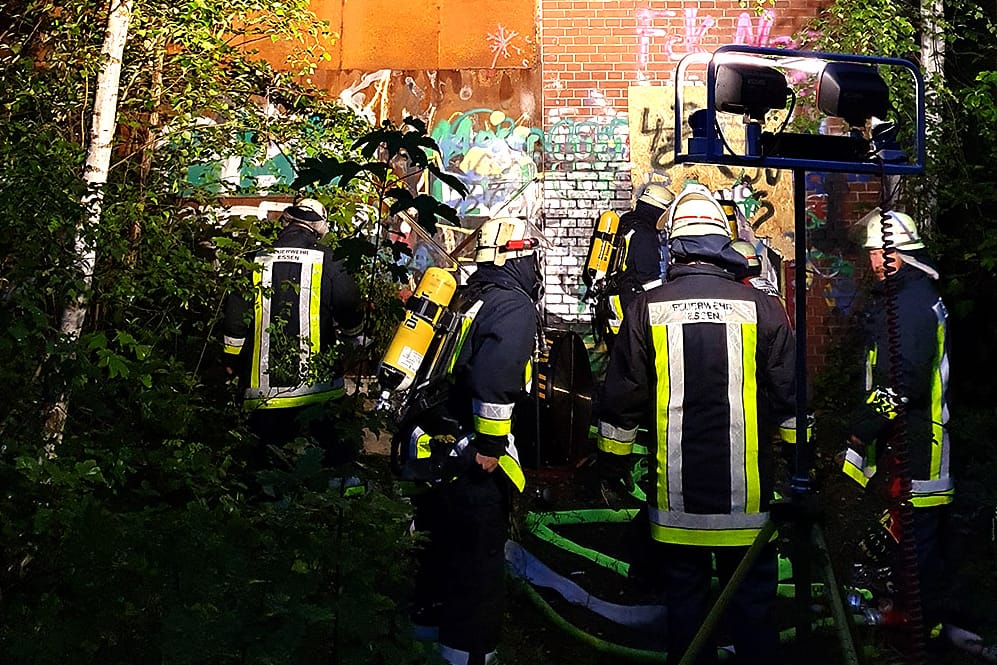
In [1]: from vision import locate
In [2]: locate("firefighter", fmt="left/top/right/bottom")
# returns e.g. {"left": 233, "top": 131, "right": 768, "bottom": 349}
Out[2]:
{"left": 597, "top": 184, "right": 797, "bottom": 664}
{"left": 839, "top": 208, "right": 961, "bottom": 642}
{"left": 730, "top": 239, "right": 784, "bottom": 303}
{"left": 598, "top": 183, "right": 674, "bottom": 344}
{"left": 406, "top": 216, "right": 537, "bottom": 665}
{"left": 222, "top": 198, "right": 364, "bottom": 469}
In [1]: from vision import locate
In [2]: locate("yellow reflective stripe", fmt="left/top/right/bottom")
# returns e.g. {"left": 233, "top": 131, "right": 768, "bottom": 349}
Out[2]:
{"left": 415, "top": 433, "right": 432, "bottom": 460}
{"left": 524, "top": 358, "right": 532, "bottom": 390}
{"left": 930, "top": 321, "right": 945, "bottom": 480}
{"left": 244, "top": 386, "right": 344, "bottom": 409}
{"left": 251, "top": 269, "right": 264, "bottom": 390}
{"left": 620, "top": 232, "right": 632, "bottom": 272}
{"left": 447, "top": 316, "right": 474, "bottom": 376}
{"left": 651, "top": 323, "right": 670, "bottom": 512}
{"left": 778, "top": 424, "right": 812, "bottom": 444}
{"left": 309, "top": 261, "right": 322, "bottom": 353}
{"left": 498, "top": 455, "right": 526, "bottom": 492}
{"left": 649, "top": 523, "right": 769, "bottom": 547}
{"left": 224, "top": 344, "right": 242, "bottom": 355}
{"left": 842, "top": 461, "right": 871, "bottom": 488}
{"left": 474, "top": 415, "right": 512, "bottom": 437}
{"left": 597, "top": 437, "right": 632, "bottom": 455}
{"left": 742, "top": 323, "right": 760, "bottom": 513}
{"left": 911, "top": 492, "right": 954, "bottom": 508}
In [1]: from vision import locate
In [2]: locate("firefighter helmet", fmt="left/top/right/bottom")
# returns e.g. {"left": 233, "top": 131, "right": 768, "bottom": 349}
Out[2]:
{"left": 281, "top": 198, "right": 330, "bottom": 237}
{"left": 474, "top": 217, "right": 538, "bottom": 267}
{"left": 861, "top": 208, "right": 924, "bottom": 251}
{"left": 638, "top": 183, "right": 675, "bottom": 211}
{"left": 666, "top": 183, "right": 732, "bottom": 239}
{"left": 731, "top": 240, "right": 762, "bottom": 277}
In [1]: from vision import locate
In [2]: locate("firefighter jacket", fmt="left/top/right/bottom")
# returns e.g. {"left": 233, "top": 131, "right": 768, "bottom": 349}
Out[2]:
{"left": 842, "top": 263, "right": 953, "bottom": 508}
{"left": 597, "top": 262, "right": 797, "bottom": 546}
{"left": 404, "top": 259, "right": 535, "bottom": 492}
{"left": 604, "top": 202, "right": 667, "bottom": 337}
{"left": 222, "top": 225, "right": 363, "bottom": 410}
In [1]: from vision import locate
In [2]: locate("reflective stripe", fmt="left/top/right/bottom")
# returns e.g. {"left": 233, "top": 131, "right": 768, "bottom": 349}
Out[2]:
{"left": 447, "top": 300, "right": 484, "bottom": 376}
{"left": 244, "top": 375, "right": 345, "bottom": 407}
{"left": 842, "top": 448, "right": 872, "bottom": 488}
{"left": 410, "top": 426, "right": 432, "bottom": 460}
{"left": 244, "top": 384, "right": 345, "bottom": 409}
{"left": 598, "top": 416, "right": 635, "bottom": 455}
{"left": 246, "top": 248, "right": 333, "bottom": 404}
{"left": 642, "top": 278, "right": 663, "bottom": 290}
{"left": 608, "top": 294, "right": 624, "bottom": 336}
{"left": 224, "top": 336, "right": 245, "bottom": 356}
{"left": 648, "top": 506, "right": 770, "bottom": 546}
{"left": 473, "top": 398, "right": 515, "bottom": 437}
{"left": 912, "top": 477, "right": 954, "bottom": 495}
{"left": 930, "top": 299, "right": 950, "bottom": 483}
{"left": 778, "top": 417, "right": 812, "bottom": 444}
{"left": 865, "top": 345, "right": 876, "bottom": 391}
{"left": 438, "top": 645, "right": 498, "bottom": 665}
{"left": 524, "top": 358, "right": 533, "bottom": 394}
{"left": 648, "top": 298, "right": 761, "bottom": 515}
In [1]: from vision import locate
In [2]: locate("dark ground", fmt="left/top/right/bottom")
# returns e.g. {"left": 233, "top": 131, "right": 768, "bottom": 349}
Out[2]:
{"left": 492, "top": 455, "right": 997, "bottom": 665}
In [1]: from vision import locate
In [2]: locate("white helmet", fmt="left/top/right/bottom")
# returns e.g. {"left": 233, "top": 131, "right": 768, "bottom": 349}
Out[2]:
{"left": 666, "top": 183, "right": 732, "bottom": 239}
{"left": 731, "top": 239, "right": 762, "bottom": 274}
{"left": 474, "top": 217, "right": 538, "bottom": 266}
{"left": 282, "top": 198, "right": 330, "bottom": 237}
{"left": 860, "top": 208, "right": 923, "bottom": 251}
{"left": 638, "top": 183, "right": 675, "bottom": 211}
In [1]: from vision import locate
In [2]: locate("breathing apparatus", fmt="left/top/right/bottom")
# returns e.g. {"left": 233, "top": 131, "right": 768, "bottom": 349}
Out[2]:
{"left": 376, "top": 267, "right": 458, "bottom": 409}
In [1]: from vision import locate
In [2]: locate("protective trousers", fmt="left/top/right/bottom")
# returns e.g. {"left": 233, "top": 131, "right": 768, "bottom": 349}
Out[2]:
{"left": 660, "top": 542, "right": 781, "bottom": 665}
{"left": 413, "top": 467, "right": 510, "bottom": 665}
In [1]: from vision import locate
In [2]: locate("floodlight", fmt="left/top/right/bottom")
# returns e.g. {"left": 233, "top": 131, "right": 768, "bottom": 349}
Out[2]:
{"left": 714, "top": 63, "right": 789, "bottom": 122}
{"left": 816, "top": 62, "right": 889, "bottom": 128}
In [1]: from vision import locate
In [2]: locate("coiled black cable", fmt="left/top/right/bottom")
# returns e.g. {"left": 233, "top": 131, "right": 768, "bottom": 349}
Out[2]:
{"left": 878, "top": 178, "right": 927, "bottom": 665}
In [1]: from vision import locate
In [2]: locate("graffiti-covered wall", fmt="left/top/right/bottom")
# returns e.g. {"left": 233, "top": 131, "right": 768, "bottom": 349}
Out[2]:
{"left": 241, "top": 0, "right": 886, "bottom": 374}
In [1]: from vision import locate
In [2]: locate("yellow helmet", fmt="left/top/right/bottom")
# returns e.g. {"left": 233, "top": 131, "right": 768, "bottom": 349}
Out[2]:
{"left": 860, "top": 208, "right": 924, "bottom": 251}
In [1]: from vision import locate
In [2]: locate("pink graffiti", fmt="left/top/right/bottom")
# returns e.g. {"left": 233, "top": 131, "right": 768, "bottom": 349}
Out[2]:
{"left": 637, "top": 7, "right": 800, "bottom": 76}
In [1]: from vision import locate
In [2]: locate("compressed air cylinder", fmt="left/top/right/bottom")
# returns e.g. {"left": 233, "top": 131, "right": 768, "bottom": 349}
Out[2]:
{"left": 377, "top": 267, "right": 458, "bottom": 394}
{"left": 583, "top": 211, "right": 621, "bottom": 288}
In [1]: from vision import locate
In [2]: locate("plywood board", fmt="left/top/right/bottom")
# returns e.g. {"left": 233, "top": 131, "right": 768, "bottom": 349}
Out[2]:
{"left": 628, "top": 85, "right": 795, "bottom": 258}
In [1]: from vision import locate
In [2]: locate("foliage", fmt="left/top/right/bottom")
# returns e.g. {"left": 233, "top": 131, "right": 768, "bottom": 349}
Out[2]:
{"left": 0, "top": 2, "right": 447, "bottom": 662}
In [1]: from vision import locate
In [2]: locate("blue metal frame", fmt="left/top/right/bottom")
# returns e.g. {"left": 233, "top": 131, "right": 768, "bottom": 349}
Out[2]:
{"left": 673, "top": 45, "right": 926, "bottom": 176}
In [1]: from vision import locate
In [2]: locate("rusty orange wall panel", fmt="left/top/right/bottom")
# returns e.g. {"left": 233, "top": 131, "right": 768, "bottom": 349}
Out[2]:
{"left": 306, "top": 0, "right": 344, "bottom": 70}
{"left": 439, "top": 0, "right": 537, "bottom": 69}
{"left": 341, "top": 0, "right": 441, "bottom": 70}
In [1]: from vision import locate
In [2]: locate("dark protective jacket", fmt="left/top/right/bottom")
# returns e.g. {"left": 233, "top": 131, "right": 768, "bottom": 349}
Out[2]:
{"left": 597, "top": 262, "right": 796, "bottom": 546}
{"left": 222, "top": 225, "right": 363, "bottom": 409}
{"left": 603, "top": 201, "right": 667, "bottom": 337}
{"left": 842, "top": 262, "right": 953, "bottom": 507}
{"left": 442, "top": 258, "right": 537, "bottom": 492}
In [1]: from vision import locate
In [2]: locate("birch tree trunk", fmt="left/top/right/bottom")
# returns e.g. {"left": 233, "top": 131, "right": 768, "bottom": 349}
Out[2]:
{"left": 921, "top": 0, "right": 945, "bottom": 230}
{"left": 43, "top": 0, "right": 133, "bottom": 449}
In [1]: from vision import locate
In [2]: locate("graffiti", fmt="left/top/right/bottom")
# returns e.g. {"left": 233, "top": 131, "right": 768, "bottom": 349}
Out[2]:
{"left": 430, "top": 108, "right": 544, "bottom": 217}
{"left": 546, "top": 114, "right": 629, "bottom": 164}
{"left": 338, "top": 69, "right": 391, "bottom": 126}
{"left": 635, "top": 8, "right": 799, "bottom": 80}
{"left": 487, "top": 24, "right": 524, "bottom": 68}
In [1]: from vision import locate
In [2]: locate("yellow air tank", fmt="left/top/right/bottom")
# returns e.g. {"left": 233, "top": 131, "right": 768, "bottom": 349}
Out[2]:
{"left": 377, "top": 267, "right": 458, "bottom": 395}
{"left": 583, "top": 210, "right": 621, "bottom": 288}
